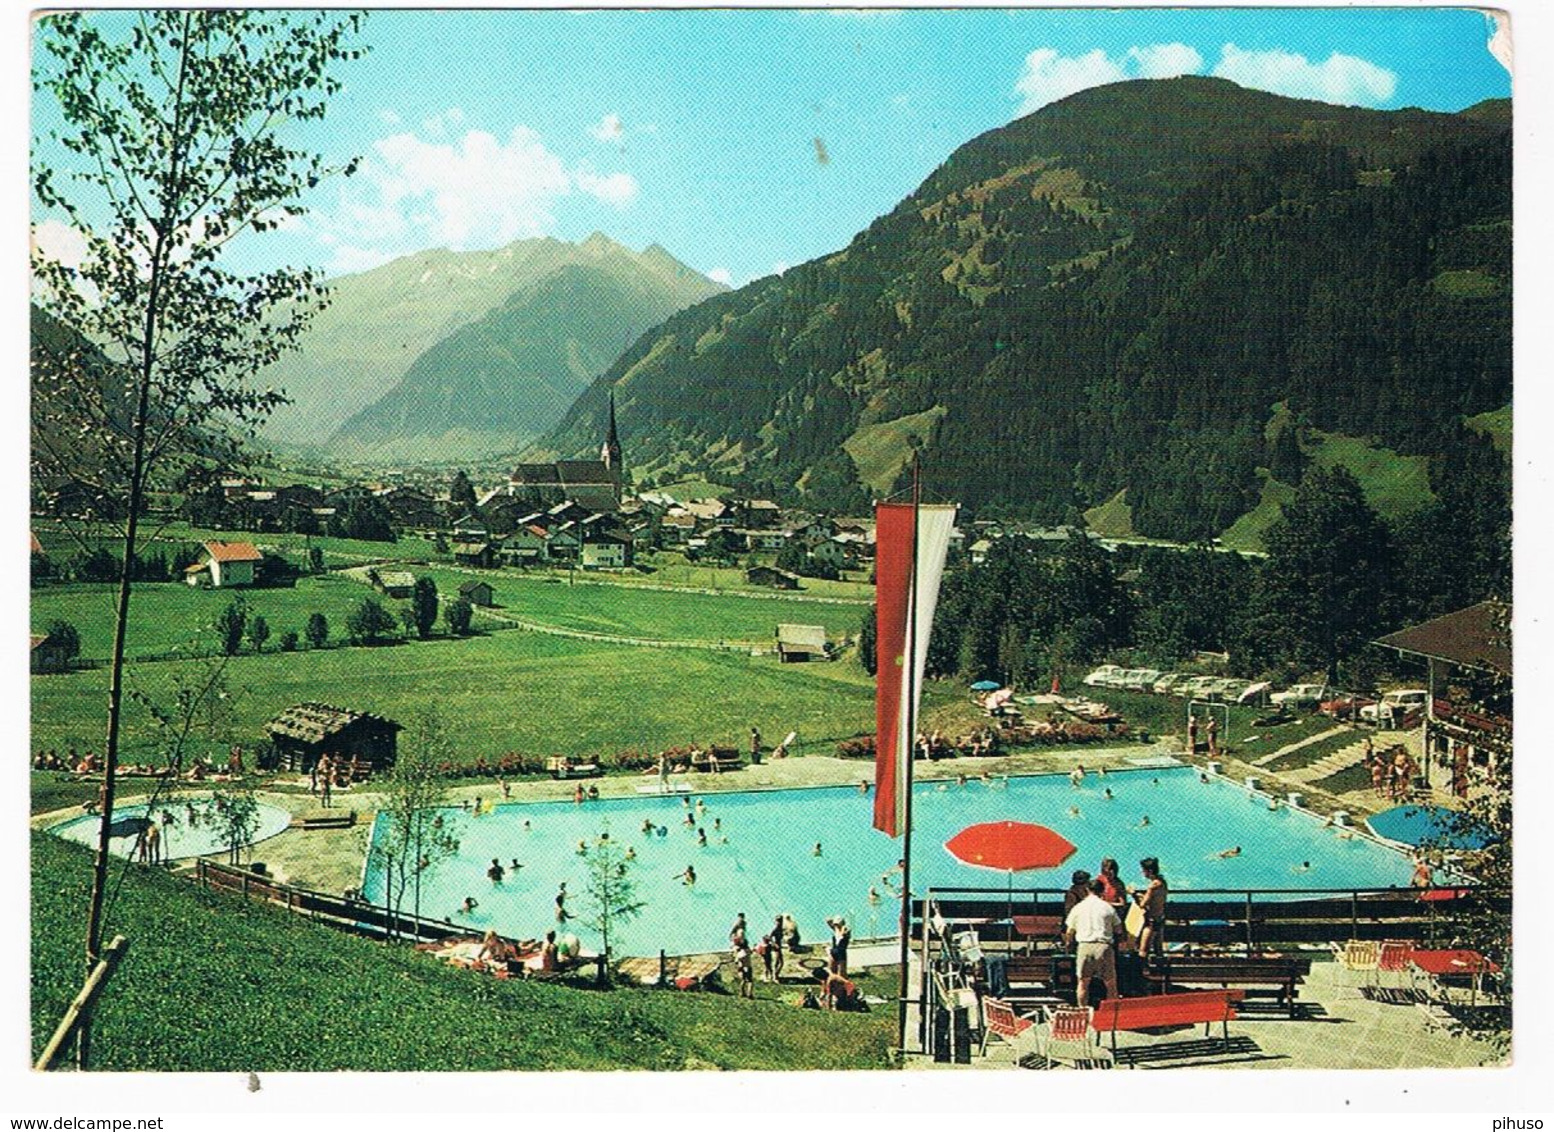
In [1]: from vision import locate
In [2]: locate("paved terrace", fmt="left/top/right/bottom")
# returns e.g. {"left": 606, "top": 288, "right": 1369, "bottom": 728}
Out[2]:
{"left": 933, "top": 958, "right": 1507, "bottom": 1071}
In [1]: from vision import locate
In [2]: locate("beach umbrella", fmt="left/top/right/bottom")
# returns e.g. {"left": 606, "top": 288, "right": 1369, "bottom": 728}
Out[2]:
{"left": 970, "top": 680, "right": 1001, "bottom": 692}
{"left": 946, "top": 821, "right": 1077, "bottom": 872}
{"left": 945, "top": 820, "right": 1076, "bottom": 914}
{"left": 1366, "top": 804, "right": 1494, "bottom": 851}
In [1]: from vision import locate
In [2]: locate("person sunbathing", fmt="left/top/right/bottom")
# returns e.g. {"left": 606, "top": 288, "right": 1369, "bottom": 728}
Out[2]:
{"left": 478, "top": 930, "right": 511, "bottom": 966}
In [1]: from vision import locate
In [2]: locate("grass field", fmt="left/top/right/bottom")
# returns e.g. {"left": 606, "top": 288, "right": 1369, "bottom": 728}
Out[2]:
{"left": 1465, "top": 404, "right": 1511, "bottom": 453}
{"left": 30, "top": 630, "right": 878, "bottom": 764}
{"left": 418, "top": 566, "right": 863, "bottom": 643}
{"left": 1219, "top": 473, "right": 1297, "bottom": 553}
{"left": 1304, "top": 431, "right": 1434, "bottom": 524}
{"left": 31, "top": 833, "right": 895, "bottom": 1071}
{"left": 30, "top": 574, "right": 387, "bottom": 660}
{"left": 1083, "top": 489, "right": 1136, "bottom": 539}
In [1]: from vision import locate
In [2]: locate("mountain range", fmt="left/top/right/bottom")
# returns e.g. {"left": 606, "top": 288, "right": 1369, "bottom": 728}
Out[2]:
{"left": 544, "top": 77, "right": 1510, "bottom": 543}
{"left": 257, "top": 233, "right": 724, "bottom": 461}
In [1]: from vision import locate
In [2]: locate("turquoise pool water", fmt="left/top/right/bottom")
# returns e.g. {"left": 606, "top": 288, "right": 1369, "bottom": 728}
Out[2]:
{"left": 50, "top": 796, "right": 294, "bottom": 861}
{"left": 362, "top": 766, "right": 1417, "bottom": 956}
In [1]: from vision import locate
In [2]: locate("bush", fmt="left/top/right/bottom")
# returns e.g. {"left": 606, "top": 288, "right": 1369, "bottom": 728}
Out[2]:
{"left": 305, "top": 612, "right": 328, "bottom": 649}
{"left": 346, "top": 597, "right": 396, "bottom": 645}
{"left": 43, "top": 619, "right": 81, "bottom": 663}
{"left": 278, "top": 630, "right": 299, "bottom": 652}
{"left": 445, "top": 598, "right": 473, "bottom": 637}
{"left": 835, "top": 736, "right": 876, "bottom": 759}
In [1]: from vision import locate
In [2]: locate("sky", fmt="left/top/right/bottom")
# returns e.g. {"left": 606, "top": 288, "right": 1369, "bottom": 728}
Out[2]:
{"left": 31, "top": 7, "right": 1512, "bottom": 290}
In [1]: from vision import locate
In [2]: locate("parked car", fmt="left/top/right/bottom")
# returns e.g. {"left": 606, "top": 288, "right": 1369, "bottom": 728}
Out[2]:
{"left": 1320, "top": 693, "right": 1375, "bottom": 720}
{"left": 1152, "top": 672, "right": 1188, "bottom": 695}
{"left": 1200, "top": 677, "right": 1244, "bottom": 701}
{"left": 1270, "top": 684, "right": 1333, "bottom": 708}
{"left": 1121, "top": 668, "right": 1163, "bottom": 692}
{"left": 1177, "top": 675, "right": 1219, "bottom": 700}
{"left": 1236, "top": 680, "right": 1273, "bottom": 706}
{"left": 1083, "top": 665, "right": 1124, "bottom": 688}
{"left": 1360, "top": 689, "right": 1429, "bottom": 725}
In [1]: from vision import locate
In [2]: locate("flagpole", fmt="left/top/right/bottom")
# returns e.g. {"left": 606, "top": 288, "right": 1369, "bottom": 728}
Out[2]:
{"left": 896, "top": 454, "right": 922, "bottom": 1054}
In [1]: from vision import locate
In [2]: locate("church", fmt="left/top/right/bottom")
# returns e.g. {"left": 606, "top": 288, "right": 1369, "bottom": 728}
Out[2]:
{"left": 492, "top": 394, "right": 624, "bottom": 514}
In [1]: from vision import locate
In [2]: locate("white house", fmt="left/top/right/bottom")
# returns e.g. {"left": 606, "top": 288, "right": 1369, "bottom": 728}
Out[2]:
{"left": 184, "top": 540, "right": 263, "bottom": 588}
{"left": 581, "top": 532, "right": 630, "bottom": 570}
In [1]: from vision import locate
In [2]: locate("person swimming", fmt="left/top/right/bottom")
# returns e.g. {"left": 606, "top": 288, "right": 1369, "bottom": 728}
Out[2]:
{"left": 683, "top": 811, "right": 696, "bottom": 827}
{"left": 510, "top": 858, "right": 522, "bottom": 871}
{"left": 868, "top": 887, "right": 881, "bottom": 904}
{"left": 461, "top": 896, "right": 479, "bottom": 915}
{"left": 677, "top": 864, "right": 697, "bottom": 887}
{"left": 576, "top": 840, "right": 588, "bottom": 855}
{"left": 1139, "top": 815, "right": 1150, "bottom": 827}
{"left": 1070, "top": 765, "right": 1084, "bottom": 787}
{"left": 523, "top": 819, "right": 533, "bottom": 832}
{"left": 1103, "top": 788, "right": 1114, "bottom": 801}
{"left": 1214, "top": 846, "right": 1242, "bottom": 859}
{"left": 713, "top": 817, "right": 722, "bottom": 832}
{"left": 487, "top": 858, "right": 505, "bottom": 885}
{"left": 625, "top": 846, "right": 637, "bottom": 861}
{"left": 1067, "top": 805, "right": 1081, "bottom": 818}
{"left": 813, "top": 842, "right": 823, "bottom": 857}
{"left": 697, "top": 828, "right": 708, "bottom": 847}
{"left": 643, "top": 819, "right": 655, "bottom": 835}
{"left": 1293, "top": 861, "right": 1312, "bottom": 873}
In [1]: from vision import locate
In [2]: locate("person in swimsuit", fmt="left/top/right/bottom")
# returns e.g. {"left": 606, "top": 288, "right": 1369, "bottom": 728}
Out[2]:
{"left": 487, "top": 858, "right": 505, "bottom": 885}
{"left": 1134, "top": 857, "right": 1168, "bottom": 958}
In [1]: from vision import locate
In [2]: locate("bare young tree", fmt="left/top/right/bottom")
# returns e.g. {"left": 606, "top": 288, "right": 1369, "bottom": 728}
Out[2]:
{"left": 30, "top": 10, "right": 365, "bottom": 1061}
{"left": 369, "top": 708, "right": 461, "bottom": 937}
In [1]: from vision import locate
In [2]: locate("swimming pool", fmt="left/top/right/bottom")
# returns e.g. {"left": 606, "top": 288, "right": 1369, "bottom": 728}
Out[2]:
{"left": 362, "top": 766, "right": 1418, "bottom": 957}
{"left": 49, "top": 796, "right": 294, "bottom": 861}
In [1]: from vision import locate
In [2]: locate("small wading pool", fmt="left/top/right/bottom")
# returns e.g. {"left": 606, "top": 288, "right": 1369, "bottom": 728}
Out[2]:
{"left": 363, "top": 766, "right": 1419, "bottom": 957}
{"left": 49, "top": 796, "right": 293, "bottom": 861}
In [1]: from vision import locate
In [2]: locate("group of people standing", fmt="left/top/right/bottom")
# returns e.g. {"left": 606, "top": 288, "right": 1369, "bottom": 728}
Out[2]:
{"left": 1365, "top": 738, "right": 1420, "bottom": 800}
{"left": 1061, "top": 856, "right": 1168, "bottom": 1003}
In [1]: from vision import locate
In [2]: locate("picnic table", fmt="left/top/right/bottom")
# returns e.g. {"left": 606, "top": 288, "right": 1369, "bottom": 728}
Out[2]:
{"left": 1409, "top": 948, "right": 1500, "bottom": 1006}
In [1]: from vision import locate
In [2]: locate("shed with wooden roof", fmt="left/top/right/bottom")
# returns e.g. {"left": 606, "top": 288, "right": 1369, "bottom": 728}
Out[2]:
{"left": 775, "top": 623, "right": 830, "bottom": 663}
{"left": 264, "top": 702, "right": 402, "bottom": 775}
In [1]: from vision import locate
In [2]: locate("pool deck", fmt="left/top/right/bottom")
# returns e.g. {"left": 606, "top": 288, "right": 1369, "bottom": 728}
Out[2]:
{"left": 928, "top": 957, "right": 1507, "bottom": 1071}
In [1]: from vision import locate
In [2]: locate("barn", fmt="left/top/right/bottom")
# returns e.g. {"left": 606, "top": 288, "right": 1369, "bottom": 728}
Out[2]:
{"left": 264, "top": 702, "right": 402, "bottom": 776}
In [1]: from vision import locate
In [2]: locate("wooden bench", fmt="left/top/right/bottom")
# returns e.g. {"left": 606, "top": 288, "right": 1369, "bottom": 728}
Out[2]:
{"left": 1011, "top": 915, "right": 1064, "bottom": 950}
{"left": 1146, "top": 955, "right": 1312, "bottom": 1017}
{"left": 1091, "top": 989, "right": 1243, "bottom": 1061}
{"left": 546, "top": 756, "right": 601, "bottom": 779}
{"left": 291, "top": 811, "right": 358, "bottom": 830}
{"left": 1001, "top": 953, "right": 1077, "bottom": 1003}
{"left": 690, "top": 746, "right": 742, "bottom": 773}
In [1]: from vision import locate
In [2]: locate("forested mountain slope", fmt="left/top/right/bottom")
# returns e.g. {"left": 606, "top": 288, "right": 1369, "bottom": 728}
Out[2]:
{"left": 546, "top": 78, "right": 1509, "bottom": 539}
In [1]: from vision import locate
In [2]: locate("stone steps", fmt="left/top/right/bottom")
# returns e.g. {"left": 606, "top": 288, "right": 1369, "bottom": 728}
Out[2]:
{"left": 1251, "top": 725, "right": 1351, "bottom": 767}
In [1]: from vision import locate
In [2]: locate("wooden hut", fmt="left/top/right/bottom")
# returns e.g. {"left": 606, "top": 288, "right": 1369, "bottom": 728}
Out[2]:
{"left": 265, "top": 702, "right": 402, "bottom": 776}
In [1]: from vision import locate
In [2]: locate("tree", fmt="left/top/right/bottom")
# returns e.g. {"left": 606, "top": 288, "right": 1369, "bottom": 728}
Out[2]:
{"left": 278, "top": 630, "right": 298, "bottom": 652}
{"left": 202, "top": 784, "right": 260, "bottom": 867}
{"left": 1244, "top": 467, "right": 1396, "bottom": 681}
{"left": 346, "top": 597, "right": 396, "bottom": 645}
{"left": 582, "top": 836, "right": 646, "bottom": 971}
{"left": 30, "top": 9, "right": 365, "bottom": 1019}
{"left": 857, "top": 604, "right": 877, "bottom": 676}
{"left": 308, "top": 547, "right": 326, "bottom": 575}
{"left": 44, "top": 619, "right": 81, "bottom": 665}
{"left": 370, "top": 708, "right": 461, "bottom": 934}
{"left": 247, "top": 614, "right": 270, "bottom": 654}
{"left": 410, "top": 576, "right": 439, "bottom": 640}
{"left": 445, "top": 598, "right": 473, "bottom": 637}
{"left": 304, "top": 612, "right": 329, "bottom": 650}
{"left": 449, "top": 470, "right": 477, "bottom": 512}
{"left": 215, "top": 599, "right": 248, "bottom": 658}
{"left": 342, "top": 497, "right": 395, "bottom": 542}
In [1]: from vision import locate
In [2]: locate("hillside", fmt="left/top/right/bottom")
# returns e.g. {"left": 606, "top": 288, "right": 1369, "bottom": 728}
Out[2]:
{"left": 31, "top": 833, "right": 893, "bottom": 1071}
{"left": 545, "top": 78, "right": 1511, "bottom": 538}
{"left": 257, "top": 233, "right": 723, "bottom": 451}
{"left": 329, "top": 256, "right": 723, "bottom": 462}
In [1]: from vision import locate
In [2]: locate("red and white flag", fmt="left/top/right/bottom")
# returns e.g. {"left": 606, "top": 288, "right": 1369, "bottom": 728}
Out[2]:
{"left": 873, "top": 501, "right": 957, "bottom": 837}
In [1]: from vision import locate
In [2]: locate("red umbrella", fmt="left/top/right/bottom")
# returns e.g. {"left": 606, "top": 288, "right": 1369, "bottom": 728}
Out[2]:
{"left": 945, "top": 820, "right": 1076, "bottom": 872}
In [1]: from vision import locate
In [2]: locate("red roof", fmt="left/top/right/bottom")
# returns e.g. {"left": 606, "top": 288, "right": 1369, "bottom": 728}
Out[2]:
{"left": 202, "top": 540, "right": 263, "bottom": 563}
{"left": 1375, "top": 601, "right": 1510, "bottom": 676}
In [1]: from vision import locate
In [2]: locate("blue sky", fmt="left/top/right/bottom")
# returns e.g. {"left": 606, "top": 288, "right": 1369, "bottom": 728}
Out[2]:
{"left": 31, "top": 8, "right": 1510, "bottom": 288}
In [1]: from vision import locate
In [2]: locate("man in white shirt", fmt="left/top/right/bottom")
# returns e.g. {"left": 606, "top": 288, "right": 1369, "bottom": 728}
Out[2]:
{"left": 1063, "top": 876, "right": 1124, "bottom": 1002}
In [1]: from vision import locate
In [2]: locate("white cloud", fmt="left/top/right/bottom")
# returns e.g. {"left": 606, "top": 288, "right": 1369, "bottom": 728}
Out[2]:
{"left": 305, "top": 120, "right": 642, "bottom": 272}
{"left": 30, "top": 219, "right": 89, "bottom": 270}
{"left": 1014, "top": 43, "right": 1202, "bottom": 115}
{"left": 588, "top": 113, "right": 624, "bottom": 144}
{"left": 378, "top": 109, "right": 401, "bottom": 127}
{"left": 1211, "top": 44, "right": 1396, "bottom": 106}
{"left": 706, "top": 267, "right": 732, "bottom": 286}
{"left": 575, "top": 168, "right": 639, "bottom": 207}
{"left": 420, "top": 106, "right": 466, "bottom": 137}
{"left": 1127, "top": 42, "right": 1204, "bottom": 80}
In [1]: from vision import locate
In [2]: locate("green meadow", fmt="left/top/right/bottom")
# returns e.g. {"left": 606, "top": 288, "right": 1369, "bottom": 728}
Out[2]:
{"left": 30, "top": 628, "right": 877, "bottom": 763}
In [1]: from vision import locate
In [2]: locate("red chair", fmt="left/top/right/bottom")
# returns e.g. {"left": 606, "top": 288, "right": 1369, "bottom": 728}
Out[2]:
{"left": 1373, "top": 939, "right": 1414, "bottom": 993}
{"left": 979, "top": 997, "right": 1040, "bottom": 1066}
{"left": 1044, "top": 1004, "right": 1112, "bottom": 1069}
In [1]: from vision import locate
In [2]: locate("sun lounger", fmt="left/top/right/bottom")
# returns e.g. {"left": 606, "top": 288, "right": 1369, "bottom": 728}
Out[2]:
{"left": 690, "top": 747, "right": 743, "bottom": 773}
{"left": 546, "top": 756, "right": 601, "bottom": 779}
{"left": 1090, "top": 989, "right": 1243, "bottom": 1063}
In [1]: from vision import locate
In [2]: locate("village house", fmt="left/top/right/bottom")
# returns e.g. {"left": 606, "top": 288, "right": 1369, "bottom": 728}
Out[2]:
{"left": 452, "top": 540, "right": 495, "bottom": 569}
{"left": 737, "top": 527, "right": 793, "bottom": 553}
{"left": 746, "top": 565, "right": 801, "bottom": 590}
{"left": 458, "top": 579, "right": 496, "bottom": 607}
{"left": 734, "top": 498, "right": 783, "bottom": 528}
{"left": 265, "top": 702, "right": 402, "bottom": 777}
{"left": 775, "top": 623, "right": 830, "bottom": 663}
{"left": 808, "top": 538, "right": 851, "bottom": 571}
{"left": 659, "top": 511, "right": 697, "bottom": 545}
{"left": 499, "top": 524, "right": 549, "bottom": 566}
{"left": 30, "top": 631, "right": 71, "bottom": 673}
{"left": 546, "top": 523, "right": 582, "bottom": 562}
{"left": 368, "top": 568, "right": 416, "bottom": 599}
{"left": 581, "top": 530, "right": 631, "bottom": 570}
{"left": 184, "top": 540, "right": 263, "bottom": 588}
{"left": 375, "top": 485, "right": 440, "bottom": 529}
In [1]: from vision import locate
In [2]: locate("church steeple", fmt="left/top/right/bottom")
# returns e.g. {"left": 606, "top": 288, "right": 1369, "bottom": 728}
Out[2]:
{"left": 601, "top": 391, "right": 622, "bottom": 480}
